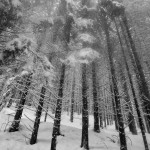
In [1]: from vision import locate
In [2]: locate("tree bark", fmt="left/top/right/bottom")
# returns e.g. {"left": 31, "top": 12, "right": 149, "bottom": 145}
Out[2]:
{"left": 50, "top": 64, "right": 65, "bottom": 150}
{"left": 70, "top": 72, "right": 75, "bottom": 122}
{"left": 100, "top": 11, "right": 127, "bottom": 150}
{"left": 114, "top": 18, "right": 137, "bottom": 135}
{"left": 44, "top": 105, "right": 49, "bottom": 122}
{"left": 9, "top": 74, "right": 32, "bottom": 132}
{"left": 81, "top": 63, "right": 89, "bottom": 150}
{"left": 110, "top": 83, "right": 118, "bottom": 130}
{"left": 122, "top": 14, "right": 150, "bottom": 133}
{"left": 119, "top": 17, "right": 149, "bottom": 150}
{"left": 30, "top": 86, "right": 46, "bottom": 145}
{"left": 92, "top": 62, "right": 100, "bottom": 132}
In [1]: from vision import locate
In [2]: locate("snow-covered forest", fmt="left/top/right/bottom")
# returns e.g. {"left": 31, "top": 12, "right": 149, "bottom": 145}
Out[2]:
{"left": 0, "top": 0, "right": 150, "bottom": 150}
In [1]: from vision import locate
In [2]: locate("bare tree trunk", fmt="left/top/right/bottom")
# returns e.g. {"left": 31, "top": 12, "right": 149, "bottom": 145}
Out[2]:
{"left": 122, "top": 14, "right": 150, "bottom": 133}
{"left": 30, "top": 86, "right": 46, "bottom": 144}
{"left": 110, "top": 80, "right": 118, "bottom": 130}
{"left": 101, "top": 11, "right": 127, "bottom": 150}
{"left": 70, "top": 72, "right": 75, "bottom": 122}
{"left": 92, "top": 62, "right": 100, "bottom": 132}
{"left": 114, "top": 18, "right": 137, "bottom": 135}
{"left": 119, "top": 18, "right": 149, "bottom": 150}
{"left": 81, "top": 64, "right": 89, "bottom": 150}
{"left": 51, "top": 64, "right": 65, "bottom": 150}
{"left": 9, "top": 74, "right": 32, "bottom": 132}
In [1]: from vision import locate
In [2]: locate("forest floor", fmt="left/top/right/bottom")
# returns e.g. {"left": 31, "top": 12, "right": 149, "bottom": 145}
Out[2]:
{"left": 0, "top": 106, "right": 149, "bottom": 150}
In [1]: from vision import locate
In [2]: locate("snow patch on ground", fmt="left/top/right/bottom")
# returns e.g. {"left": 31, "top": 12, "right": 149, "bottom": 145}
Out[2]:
{"left": 0, "top": 107, "right": 149, "bottom": 150}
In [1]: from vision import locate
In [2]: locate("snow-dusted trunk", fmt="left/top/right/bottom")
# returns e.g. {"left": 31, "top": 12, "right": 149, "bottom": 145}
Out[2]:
{"left": 106, "top": 98, "right": 110, "bottom": 126}
{"left": 92, "top": 62, "right": 100, "bottom": 132}
{"left": 120, "top": 18, "right": 149, "bottom": 150}
{"left": 121, "top": 65, "right": 137, "bottom": 134}
{"left": 9, "top": 74, "right": 32, "bottom": 132}
{"left": 50, "top": 6, "right": 74, "bottom": 148}
{"left": 0, "top": 76, "right": 9, "bottom": 109}
{"left": 51, "top": 64, "right": 65, "bottom": 150}
{"left": 110, "top": 83, "right": 118, "bottom": 130}
{"left": 81, "top": 64, "right": 89, "bottom": 150}
{"left": 70, "top": 74, "right": 75, "bottom": 122}
{"left": 97, "top": 81, "right": 103, "bottom": 128}
{"left": 118, "top": 61, "right": 137, "bottom": 135}
{"left": 30, "top": 86, "right": 46, "bottom": 145}
{"left": 114, "top": 19, "right": 137, "bottom": 135}
{"left": 101, "top": 12, "right": 127, "bottom": 149}
{"left": 122, "top": 14, "right": 150, "bottom": 133}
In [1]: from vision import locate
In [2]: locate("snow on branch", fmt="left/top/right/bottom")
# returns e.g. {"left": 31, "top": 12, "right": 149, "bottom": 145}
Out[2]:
{"left": 65, "top": 48, "right": 99, "bottom": 66}
{"left": 78, "top": 33, "right": 95, "bottom": 43}
{"left": 75, "top": 18, "right": 93, "bottom": 28}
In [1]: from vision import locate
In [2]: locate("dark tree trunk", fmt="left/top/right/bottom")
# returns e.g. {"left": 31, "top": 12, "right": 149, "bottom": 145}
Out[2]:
{"left": 114, "top": 18, "right": 137, "bottom": 135}
{"left": 99, "top": 112, "right": 103, "bottom": 128}
{"left": 92, "top": 62, "right": 100, "bottom": 132}
{"left": 107, "top": 110, "right": 109, "bottom": 125}
{"left": 81, "top": 64, "right": 89, "bottom": 150}
{"left": 118, "top": 61, "right": 137, "bottom": 135}
{"left": 110, "top": 83, "right": 118, "bottom": 130}
{"left": 101, "top": 11, "right": 127, "bottom": 150}
{"left": 51, "top": 2, "right": 74, "bottom": 146}
{"left": 70, "top": 73, "right": 75, "bottom": 122}
{"left": 122, "top": 14, "right": 150, "bottom": 133}
{"left": 51, "top": 64, "right": 65, "bottom": 150}
{"left": 9, "top": 74, "right": 32, "bottom": 132}
{"left": 44, "top": 105, "right": 49, "bottom": 122}
{"left": 44, "top": 93, "right": 51, "bottom": 122}
{"left": 30, "top": 86, "right": 46, "bottom": 145}
{"left": 119, "top": 18, "right": 150, "bottom": 150}
{"left": 104, "top": 109, "right": 107, "bottom": 128}
{"left": 98, "top": 84, "right": 103, "bottom": 128}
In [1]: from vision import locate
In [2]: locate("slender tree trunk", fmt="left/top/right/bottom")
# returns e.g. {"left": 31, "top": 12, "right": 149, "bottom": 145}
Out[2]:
{"left": 92, "top": 62, "right": 100, "bottom": 132}
{"left": 44, "top": 105, "right": 49, "bottom": 122}
{"left": 44, "top": 92, "right": 51, "bottom": 122}
{"left": 114, "top": 18, "right": 137, "bottom": 135}
{"left": 122, "top": 14, "right": 150, "bottom": 133}
{"left": 100, "top": 113, "right": 103, "bottom": 128}
{"left": 119, "top": 18, "right": 150, "bottom": 150}
{"left": 98, "top": 82, "right": 103, "bottom": 128}
{"left": 30, "top": 86, "right": 46, "bottom": 144}
{"left": 70, "top": 72, "right": 75, "bottom": 122}
{"left": 118, "top": 61, "right": 137, "bottom": 135}
{"left": 51, "top": 64, "right": 65, "bottom": 150}
{"left": 106, "top": 105, "right": 109, "bottom": 126}
{"left": 101, "top": 12, "right": 127, "bottom": 150}
{"left": 81, "top": 64, "right": 89, "bottom": 150}
{"left": 110, "top": 82, "right": 118, "bottom": 130}
{"left": 0, "top": 76, "right": 9, "bottom": 110}
{"left": 103, "top": 88, "right": 107, "bottom": 128}
{"left": 9, "top": 74, "right": 32, "bottom": 132}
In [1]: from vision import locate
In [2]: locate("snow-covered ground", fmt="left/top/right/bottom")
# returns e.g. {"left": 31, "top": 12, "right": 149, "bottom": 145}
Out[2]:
{"left": 0, "top": 107, "right": 149, "bottom": 150}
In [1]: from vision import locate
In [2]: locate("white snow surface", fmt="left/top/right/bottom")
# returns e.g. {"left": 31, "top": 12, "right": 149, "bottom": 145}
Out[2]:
{"left": 0, "top": 107, "right": 149, "bottom": 150}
